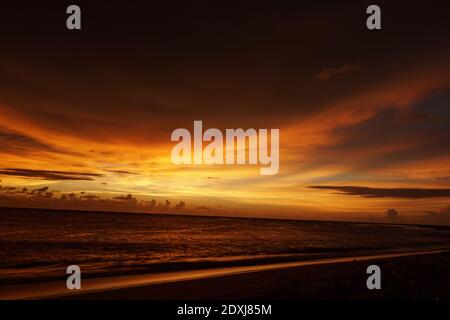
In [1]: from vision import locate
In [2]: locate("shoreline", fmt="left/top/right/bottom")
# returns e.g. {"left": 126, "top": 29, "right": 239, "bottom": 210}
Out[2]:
{"left": 1, "top": 247, "right": 449, "bottom": 300}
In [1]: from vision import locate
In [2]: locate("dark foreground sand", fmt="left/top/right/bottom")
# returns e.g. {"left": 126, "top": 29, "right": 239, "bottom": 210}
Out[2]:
{"left": 61, "top": 250, "right": 450, "bottom": 300}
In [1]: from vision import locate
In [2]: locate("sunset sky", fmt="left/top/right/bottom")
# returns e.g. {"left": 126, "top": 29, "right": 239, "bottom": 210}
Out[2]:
{"left": 1, "top": 1, "right": 450, "bottom": 223}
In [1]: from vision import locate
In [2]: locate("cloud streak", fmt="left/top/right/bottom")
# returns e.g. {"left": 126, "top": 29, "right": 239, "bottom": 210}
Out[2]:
{"left": 309, "top": 186, "right": 450, "bottom": 199}
{"left": 0, "top": 168, "right": 103, "bottom": 181}
{"left": 105, "top": 169, "right": 139, "bottom": 175}
{"left": 316, "top": 62, "right": 361, "bottom": 80}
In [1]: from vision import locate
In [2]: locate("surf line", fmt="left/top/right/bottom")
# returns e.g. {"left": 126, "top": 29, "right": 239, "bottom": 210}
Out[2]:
{"left": 171, "top": 120, "right": 279, "bottom": 175}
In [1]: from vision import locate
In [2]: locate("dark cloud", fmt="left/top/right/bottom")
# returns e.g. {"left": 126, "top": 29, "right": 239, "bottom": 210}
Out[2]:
{"left": 0, "top": 186, "right": 16, "bottom": 192}
{"left": 113, "top": 194, "right": 136, "bottom": 201}
{"left": 175, "top": 201, "right": 186, "bottom": 210}
{"left": 80, "top": 194, "right": 101, "bottom": 200}
{"left": 309, "top": 186, "right": 450, "bottom": 199}
{"left": 313, "top": 89, "right": 450, "bottom": 170}
{"left": 18, "top": 187, "right": 28, "bottom": 193}
{"left": 0, "top": 182, "right": 195, "bottom": 214}
{"left": 1, "top": 1, "right": 449, "bottom": 138}
{"left": 0, "top": 127, "right": 65, "bottom": 155}
{"left": 163, "top": 200, "right": 171, "bottom": 208}
{"left": 0, "top": 168, "right": 103, "bottom": 181}
{"left": 316, "top": 62, "right": 361, "bottom": 80}
{"left": 32, "top": 186, "right": 49, "bottom": 193}
{"left": 105, "top": 169, "right": 139, "bottom": 175}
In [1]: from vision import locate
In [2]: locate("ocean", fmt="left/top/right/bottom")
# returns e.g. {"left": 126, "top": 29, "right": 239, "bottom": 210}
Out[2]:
{"left": 1, "top": 207, "right": 450, "bottom": 285}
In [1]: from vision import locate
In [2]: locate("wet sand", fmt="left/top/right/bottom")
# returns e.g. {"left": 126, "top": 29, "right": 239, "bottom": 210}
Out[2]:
{"left": 2, "top": 248, "right": 450, "bottom": 300}
{"left": 64, "top": 250, "right": 450, "bottom": 300}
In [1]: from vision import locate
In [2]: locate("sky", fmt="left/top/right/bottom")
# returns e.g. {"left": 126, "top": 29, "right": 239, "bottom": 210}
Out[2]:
{"left": 1, "top": 1, "right": 450, "bottom": 223}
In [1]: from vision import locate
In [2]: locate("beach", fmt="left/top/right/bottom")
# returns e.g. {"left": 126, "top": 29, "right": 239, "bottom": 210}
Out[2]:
{"left": 1, "top": 248, "right": 449, "bottom": 300}
{"left": 3, "top": 207, "right": 450, "bottom": 300}
{"left": 61, "top": 250, "right": 450, "bottom": 300}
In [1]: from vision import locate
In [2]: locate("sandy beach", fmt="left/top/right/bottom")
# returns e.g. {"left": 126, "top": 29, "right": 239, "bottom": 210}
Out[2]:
{"left": 62, "top": 249, "right": 450, "bottom": 300}
{"left": 2, "top": 248, "right": 449, "bottom": 300}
